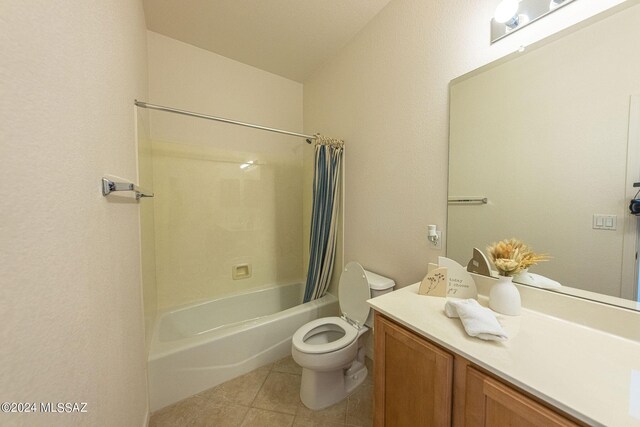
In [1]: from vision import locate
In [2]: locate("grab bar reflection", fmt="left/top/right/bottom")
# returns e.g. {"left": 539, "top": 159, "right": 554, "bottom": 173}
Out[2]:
{"left": 102, "top": 178, "right": 154, "bottom": 201}
{"left": 448, "top": 197, "right": 488, "bottom": 205}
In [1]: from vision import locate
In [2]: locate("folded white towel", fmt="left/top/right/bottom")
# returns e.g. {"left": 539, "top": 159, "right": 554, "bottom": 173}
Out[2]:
{"left": 444, "top": 299, "right": 508, "bottom": 342}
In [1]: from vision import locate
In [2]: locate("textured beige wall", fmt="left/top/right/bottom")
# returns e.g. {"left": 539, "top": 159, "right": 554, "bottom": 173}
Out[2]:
{"left": 146, "top": 32, "right": 305, "bottom": 310}
{"left": 137, "top": 109, "right": 158, "bottom": 353}
{"left": 303, "top": 0, "right": 628, "bottom": 290}
{"left": 1, "top": 1, "right": 149, "bottom": 426}
{"left": 449, "top": 5, "right": 640, "bottom": 297}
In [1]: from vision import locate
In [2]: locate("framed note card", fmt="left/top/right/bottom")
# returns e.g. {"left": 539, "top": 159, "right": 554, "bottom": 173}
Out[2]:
{"left": 418, "top": 267, "right": 448, "bottom": 297}
{"left": 438, "top": 256, "right": 478, "bottom": 299}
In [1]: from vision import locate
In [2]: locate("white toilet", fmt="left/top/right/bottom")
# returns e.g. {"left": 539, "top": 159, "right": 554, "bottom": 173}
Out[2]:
{"left": 292, "top": 261, "right": 395, "bottom": 410}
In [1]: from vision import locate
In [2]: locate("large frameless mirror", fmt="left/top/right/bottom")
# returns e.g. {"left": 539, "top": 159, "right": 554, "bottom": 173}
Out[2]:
{"left": 448, "top": 2, "right": 640, "bottom": 310}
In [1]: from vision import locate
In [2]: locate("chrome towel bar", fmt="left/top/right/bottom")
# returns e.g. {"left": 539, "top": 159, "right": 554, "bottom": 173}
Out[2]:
{"left": 102, "top": 178, "right": 154, "bottom": 201}
{"left": 448, "top": 197, "right": 488, "bottom": 205}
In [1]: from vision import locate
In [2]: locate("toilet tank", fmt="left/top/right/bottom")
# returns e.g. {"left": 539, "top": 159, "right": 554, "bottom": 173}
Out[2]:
{"left": 363, "top": 269, "right": 395, "bottom": 327}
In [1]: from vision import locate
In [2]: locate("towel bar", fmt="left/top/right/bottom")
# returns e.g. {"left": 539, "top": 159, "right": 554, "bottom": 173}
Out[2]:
{"left": 448, "top": 197, "right": 488, "bottom": 205}
{"left": 102, "top": 178, "right": 153, "bottom": 201}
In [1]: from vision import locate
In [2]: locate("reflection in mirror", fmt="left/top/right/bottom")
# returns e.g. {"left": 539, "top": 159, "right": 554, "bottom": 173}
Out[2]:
{"left": 448, "top": 2, "right": 640, "bottom": 310}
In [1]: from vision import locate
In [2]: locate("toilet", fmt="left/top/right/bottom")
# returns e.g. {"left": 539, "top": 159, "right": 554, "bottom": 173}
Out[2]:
{"left": 291, "top": 261, "right": 395, "bottom": 410}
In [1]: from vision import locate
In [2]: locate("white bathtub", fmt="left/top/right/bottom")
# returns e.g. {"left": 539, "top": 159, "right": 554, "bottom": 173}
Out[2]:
{"left": 148, "top": 282, "right": 339, "bottom": 411}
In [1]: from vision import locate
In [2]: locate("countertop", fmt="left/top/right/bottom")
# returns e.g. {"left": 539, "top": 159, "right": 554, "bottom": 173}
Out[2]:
{"left": 367, "top": 283, "right": 640, "bottom": 426}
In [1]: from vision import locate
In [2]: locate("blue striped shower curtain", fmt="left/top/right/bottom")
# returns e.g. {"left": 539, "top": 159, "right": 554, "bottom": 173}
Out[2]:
{"left": 303, "top": 136, "right": 344, "bottom": 303}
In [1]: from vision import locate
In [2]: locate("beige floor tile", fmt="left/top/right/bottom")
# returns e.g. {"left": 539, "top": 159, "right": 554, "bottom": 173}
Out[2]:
{"left": 252, "top": 371, "right": 302, "bottom": 415}
{"left": 273, "top": 355, "right": 302, "bottom": 375}
{"left": 149, "top": 395, "right": 206, "bottom": 426}
{"left": 295, "top": 398, "right": 347, "bottom": 423}
{"left": 293, "top": 417, "right": 347, "bottom": 427}
{"left": 150, "top": 359, "right": 374, "bottom": 426}
{"left": 346, "top": 382, "right": 374, "bottom": 427}
{"left": 241, "top": 408, "right": 294, "bottom": 427}
{"left": 198, "top": 364, "right": 272, "bottom": 406}
{"left": 150, "top": 396, "right": 248, "bottom": 427}
{"left": 196, "top": 403, "right": 251, "bottom": 427}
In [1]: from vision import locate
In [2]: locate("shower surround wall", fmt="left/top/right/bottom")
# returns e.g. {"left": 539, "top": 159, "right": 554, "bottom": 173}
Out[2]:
{"left": 151, "top": 138, "right": 304, "bottom": 309}
{"left": 138, "top": 109, "right": 158, "bottom": 352}
{"left": 145, "top": 31, "right": 306, "bottom": 311}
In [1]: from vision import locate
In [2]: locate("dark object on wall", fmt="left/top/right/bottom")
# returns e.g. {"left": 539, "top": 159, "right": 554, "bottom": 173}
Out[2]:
{"left": 632, "top": 183, "right": 640, "bottom": 216}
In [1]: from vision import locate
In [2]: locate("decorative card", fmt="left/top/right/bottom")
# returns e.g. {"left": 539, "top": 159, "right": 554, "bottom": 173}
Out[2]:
{"left": 418, "top": 267, "right": 448, "bottom": 297}
{"left": 438, "top": 256, "right": 478, "bottom": 299}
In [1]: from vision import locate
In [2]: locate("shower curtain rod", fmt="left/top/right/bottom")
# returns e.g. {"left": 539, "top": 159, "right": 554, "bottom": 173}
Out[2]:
{"left": 135, "top": 100, "right": 315, "bottom": 143}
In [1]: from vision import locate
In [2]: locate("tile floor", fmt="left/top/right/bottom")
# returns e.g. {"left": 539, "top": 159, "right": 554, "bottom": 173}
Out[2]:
{"left": 149, "top": 356, "right": 374, "bottom": 427}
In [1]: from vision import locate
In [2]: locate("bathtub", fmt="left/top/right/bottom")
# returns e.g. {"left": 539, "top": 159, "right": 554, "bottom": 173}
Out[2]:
{"left": 148, "top": 282, "right": 339, "bottom": 411}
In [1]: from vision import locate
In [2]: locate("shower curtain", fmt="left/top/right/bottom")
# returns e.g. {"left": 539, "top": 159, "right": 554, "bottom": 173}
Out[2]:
{"left": 303, "top": 135, "right": 344, "bottom": 303}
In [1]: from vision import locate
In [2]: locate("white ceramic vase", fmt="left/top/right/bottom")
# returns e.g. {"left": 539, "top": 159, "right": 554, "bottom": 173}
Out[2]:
{"left": 489, "top": 275, "right": 521, "bottom": 316}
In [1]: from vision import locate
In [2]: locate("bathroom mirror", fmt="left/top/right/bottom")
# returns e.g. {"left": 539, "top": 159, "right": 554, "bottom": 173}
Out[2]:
{"left": 447, "top": 2, "right": 640, "bottom": 310}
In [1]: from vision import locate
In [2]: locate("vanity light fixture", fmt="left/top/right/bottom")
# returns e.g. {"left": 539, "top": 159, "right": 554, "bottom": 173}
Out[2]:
{"left": 549, "top": 0, "right": 565, "bottom": 11}
{"left": 491, "top": 0, "right": 577, "bottom": 43}
{"left": 494, "top": 0, "right": 521, "bottom": 29}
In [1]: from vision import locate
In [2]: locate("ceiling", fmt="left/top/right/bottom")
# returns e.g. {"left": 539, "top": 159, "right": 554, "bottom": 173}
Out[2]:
{"left": 142, "top": 0, "right": 392, "bottom": 82}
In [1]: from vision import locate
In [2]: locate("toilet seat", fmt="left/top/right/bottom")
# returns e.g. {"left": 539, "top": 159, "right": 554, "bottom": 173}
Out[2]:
{"left": 292, "top": 317, "right": 358, "bottom": 354}
{"left": 293, "top": 262, "right": 374, "bottom": 356}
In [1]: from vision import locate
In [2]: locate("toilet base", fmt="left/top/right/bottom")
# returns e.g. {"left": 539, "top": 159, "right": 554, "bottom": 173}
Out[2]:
{"left": 299, "top": 363, "right": 368, "bottom": 410}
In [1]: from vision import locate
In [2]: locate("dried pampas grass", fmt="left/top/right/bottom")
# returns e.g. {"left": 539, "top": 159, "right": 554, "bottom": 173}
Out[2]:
{"left": 487, "top": 238, "right": 549, "bottom": 277}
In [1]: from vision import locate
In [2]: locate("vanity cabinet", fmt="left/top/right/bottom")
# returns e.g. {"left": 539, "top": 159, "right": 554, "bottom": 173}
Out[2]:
{"left": 374, "top": 313, "right": 583, "bottom": 427}
{"left": 462, "top": 365, "right": 579, "bottom": 427}
{"left": 374, "top": 313, "right": 453, "bottom": 426}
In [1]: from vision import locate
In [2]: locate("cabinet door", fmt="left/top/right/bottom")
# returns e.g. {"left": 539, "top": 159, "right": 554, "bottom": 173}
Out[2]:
{"left": 374, "top": 313, "right": 453, "bottom": 427}
{"left": 465, "top": 367, "right": 579, "bottom": 427}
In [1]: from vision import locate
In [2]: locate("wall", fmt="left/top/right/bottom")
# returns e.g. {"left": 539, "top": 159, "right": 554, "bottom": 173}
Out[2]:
{"left": 1, "top": 1, "right": 149, "bottom": 426}
{"left": 146, "top": 32, "right": 305, "bottom": 310}
{"left": 449, "top": 4, "right": 640, "bottom": 297}
{"left": 303, "top": 0, "right": 628, "bottom": 290}
{"left": 137, "top": 109, "right": 158, "bottom": 352}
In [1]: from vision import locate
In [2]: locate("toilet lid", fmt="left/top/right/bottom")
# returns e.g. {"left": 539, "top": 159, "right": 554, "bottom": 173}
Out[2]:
{"left": 338, "top": 262, "right": 371, "bottom": 327}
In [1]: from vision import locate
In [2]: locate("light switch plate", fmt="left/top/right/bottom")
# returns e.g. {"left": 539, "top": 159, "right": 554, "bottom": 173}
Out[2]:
{"left": 592, "top": 214, "right": 617, "bottom": 231}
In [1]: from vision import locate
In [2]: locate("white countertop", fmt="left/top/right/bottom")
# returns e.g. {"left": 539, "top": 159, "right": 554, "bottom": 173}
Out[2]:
{"left": 367, "top": 283, "right": 640, "bottom": 427}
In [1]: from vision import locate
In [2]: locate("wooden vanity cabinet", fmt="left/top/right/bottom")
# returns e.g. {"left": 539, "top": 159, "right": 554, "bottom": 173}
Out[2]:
{"left": 374, "top": 313, "right": 453, "bottom": 427}
{"left": 374, "top": 313, "right": 583, "bottom": 427}
{"left": 460, "top": 363, "right": 579, "bottom": 427}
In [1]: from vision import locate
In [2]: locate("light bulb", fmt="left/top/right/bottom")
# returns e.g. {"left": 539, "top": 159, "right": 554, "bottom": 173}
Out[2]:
{"left": 494, "top": 0, "right": 520, "bottom": 24}
{"left": 549, "top": 0, "right": 564, "bottom": 10}
{"left": 517, "top": 13, "right": 530, "bottom": 26}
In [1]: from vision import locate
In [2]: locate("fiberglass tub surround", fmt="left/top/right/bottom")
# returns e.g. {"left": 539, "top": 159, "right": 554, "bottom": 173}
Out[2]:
{"left": 151, "top": 136, "right": 305, "bottom": 310}
{"left": 137, "top": 107, "right": 332, "bottom": 411}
